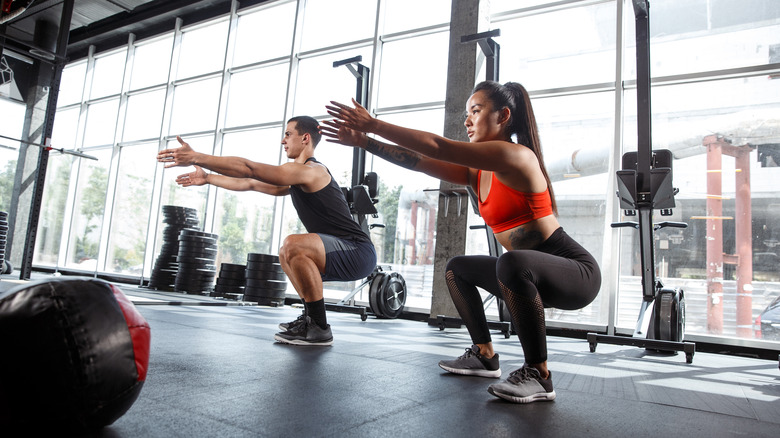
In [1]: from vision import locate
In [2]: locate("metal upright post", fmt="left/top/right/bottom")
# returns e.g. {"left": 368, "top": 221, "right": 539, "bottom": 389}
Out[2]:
{"left": 333, "top": 55, "right": 370, "bottom": 188}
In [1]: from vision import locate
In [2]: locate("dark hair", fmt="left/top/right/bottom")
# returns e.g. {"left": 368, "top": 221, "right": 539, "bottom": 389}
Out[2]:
{"left": 287, "top": 116, "right": 322, "bottom": 148}
{"left": 471, "top": 80, "right": 557, "bottom": 215}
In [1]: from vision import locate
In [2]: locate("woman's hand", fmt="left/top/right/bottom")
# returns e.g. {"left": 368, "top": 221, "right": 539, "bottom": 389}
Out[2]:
{"left": 175, "top": 165, "right": 208, "bottom": 187}
{"left": 157, "top": 136, "right": 198, "bottom": 168}
{"left": 325, "top": 98, "right": 377, "bottom": 133}
{"left": 320, "top": 119, "right": 368, "bottom": 148}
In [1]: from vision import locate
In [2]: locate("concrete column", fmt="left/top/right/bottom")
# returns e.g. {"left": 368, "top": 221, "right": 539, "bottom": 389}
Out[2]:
{"left": 429, "top": 0, "right": 488, "bottom": 321}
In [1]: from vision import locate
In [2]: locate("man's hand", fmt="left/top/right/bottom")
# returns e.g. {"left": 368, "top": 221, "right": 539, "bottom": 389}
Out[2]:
{"left": 320, "top": 120, "right": 368, "bottom": 148}
{"left": 175, "top": 165, "right": 208, "bottom": 187}
{"left": 157, "top": 136, "right": 198, "bottom": 168}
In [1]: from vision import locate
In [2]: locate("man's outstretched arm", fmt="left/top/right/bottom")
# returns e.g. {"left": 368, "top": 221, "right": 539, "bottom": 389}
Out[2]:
{"left": 176, "top": 165, "right": 289, "bottom": 196}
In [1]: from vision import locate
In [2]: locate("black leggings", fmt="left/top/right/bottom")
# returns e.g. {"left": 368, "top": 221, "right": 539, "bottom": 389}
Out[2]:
{"left": 445, "top": 227, "right": 601, "bottom": 364}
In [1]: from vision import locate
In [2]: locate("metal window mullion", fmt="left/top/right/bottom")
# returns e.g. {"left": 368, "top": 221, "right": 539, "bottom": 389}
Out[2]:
{"left": 602, "top": 0, "right": 625, "bottom": 336}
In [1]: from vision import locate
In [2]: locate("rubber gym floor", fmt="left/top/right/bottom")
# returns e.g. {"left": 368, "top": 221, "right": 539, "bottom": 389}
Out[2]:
{"left": 2, "top": 276, "right": 779, "bottom": 437}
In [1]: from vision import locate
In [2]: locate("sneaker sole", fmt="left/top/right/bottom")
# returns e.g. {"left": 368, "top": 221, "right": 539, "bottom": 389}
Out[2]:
{"left": 274, "top": 333, "right": 333, "bottom": 346}
{"left": 438, "top": 363, "right": 502, "bottom": 378}
{"left": 487, "top": 386, "right": 556, "bottom": 403}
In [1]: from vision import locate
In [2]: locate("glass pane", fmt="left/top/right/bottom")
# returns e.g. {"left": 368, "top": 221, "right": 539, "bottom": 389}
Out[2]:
{"left": 83, "top": 99, "right": 120, "bottom": 146}
{"left": 130, "top": 35, "right": 173, "bottom": 90}
{"left": 495, "top": 2, "right": 617, "bottom": 90}
{"left": 176, "top": 20, "right": 229, "bottom": 80}
{"left": 213, "top": 129, "right": 282, "bottom": 264}
{"left": 367, "top": 109, "right": 443, "bottom": 309}
{"left": 293, "top": 47, "right": 373, "bottom": 118}
{"left": 158, "top": 135, "right": 212, "bottom": 220}
{"left": 232, "top": 2, "right": 297, "bottom": 66}
{"left": 105, "top": 143, "right": 157, "bottom": 275}
{"left": 618, "top": 75, "right": 780, "bottom": 345}
{"left": 225, "top": 63, "right": 289, "bottom": 128}
{"left": 51, "top": 107, "right": 80, "bottom": 149}
{"left": 57, "top": 62, "right": 87, "bottom": 107}
{"left": 300, "top": 0, "right": 377, "bottom": 51}
{"left": 90, "top": 50, "right": 127, "bottom": 100}
{"left": 530, "top": 90, "right": 613, "bottom": 314}
{"left": 169, "top": 77, "right": 221, "bottom": 135}
{"left": 624, "top": 0, "right": 780, "bottom": 80}
{"left": 33, "top": 154, "right": 75, "bottom": 266}
{"left": 377, "top": 31, "right": 449, "bottom": 108}
{"left": 489, "top": 0, "right": 551, "bottom": 14}
{"left": 0, "top": 99, "right": 25, "bottom": 208}
{"left": 123, "top": 89, "right": 166, "bottom": 142}
{"left": 65, "top": 149, "right": 113, "bottom": 271}
{"left": 382, "top": 0, "right": 451, "bottom": 34}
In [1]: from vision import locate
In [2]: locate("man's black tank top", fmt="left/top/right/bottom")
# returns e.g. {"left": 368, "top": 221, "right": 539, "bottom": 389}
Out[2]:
{"left": 288, "top": 157, "right": 371, "bottom": 243}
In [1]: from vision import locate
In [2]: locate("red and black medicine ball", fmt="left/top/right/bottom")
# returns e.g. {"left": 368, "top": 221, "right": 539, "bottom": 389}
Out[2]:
{"left": 0, "top": 277, "right": 151, "bottom": 433}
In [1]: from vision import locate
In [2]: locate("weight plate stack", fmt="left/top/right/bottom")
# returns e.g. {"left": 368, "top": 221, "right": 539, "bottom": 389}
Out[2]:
{"left": 0, "top": 211, "right": 8, "bottom": 273}
{"left": 175, "top": 229, "right": 219, "bottom": 295}
{"left": 148, "top": 205, "right": 200, "bottom": 291}
{"left": 243, "top": 253, "right": 288, "bottom": 306}
{"left": 213, "top": 263, "right": 247, "bottom": 299}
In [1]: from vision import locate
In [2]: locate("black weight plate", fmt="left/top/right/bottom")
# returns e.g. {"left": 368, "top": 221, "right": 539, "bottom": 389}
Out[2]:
{"left": 247, "top": 253, "right": 279, "bottom": 263}
{"left": 180, "top": 229, "right": 218, "bottom": 239}
{"left": 246, "top": 261, "right": 283, "bottom": 272}
{"left": 217, "top": 277, "right": 246, "bottom": 287}
{"left": 244, "top": 269, "right": 286, "bottom": 281}
{"left": 245, "top": 278, "right": 287, "bottom": 290}
{"left": 178, "top": 243, "right": 217, "bottom": 252}
{"left": 220, "top": 263, "right": 246, "bottom": 272}
{"left": 217, "top": 269, "right": 246, "bottom": 280}
{"left": 214, "top": 284, "right": 245, "bottom": 293}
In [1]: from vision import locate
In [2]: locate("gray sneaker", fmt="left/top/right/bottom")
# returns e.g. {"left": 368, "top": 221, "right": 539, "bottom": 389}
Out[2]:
{"left": 438, "top": 345, "right": 501, "bottom": 378}
{"left": 274, "top": 316, "right": 333, "bottom": 346}
{"left": 278, "top": 312, "right": 306, "bottom": 331}
{"left": 487, "top": 364, "right": 556, "bottom": 403}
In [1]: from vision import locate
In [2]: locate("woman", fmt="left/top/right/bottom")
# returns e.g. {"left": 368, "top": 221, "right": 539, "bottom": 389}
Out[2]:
{"left": 322, "top": 81, "right": 601, "bottom": 404}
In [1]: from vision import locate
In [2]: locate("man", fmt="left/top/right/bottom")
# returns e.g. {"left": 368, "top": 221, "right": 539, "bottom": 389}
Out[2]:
{"left": 157, "top": 116, "right": 376, "bottom": 346}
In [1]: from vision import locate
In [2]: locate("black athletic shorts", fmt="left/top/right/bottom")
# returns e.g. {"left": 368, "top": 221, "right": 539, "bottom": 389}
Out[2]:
{"left": 317, "top": 234, "right": 376, "bottom": 282}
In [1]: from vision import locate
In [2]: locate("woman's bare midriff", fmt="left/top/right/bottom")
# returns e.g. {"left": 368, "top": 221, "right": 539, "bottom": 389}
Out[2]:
{"left": 493, "top": 215, "right": 560, "bottom": 251}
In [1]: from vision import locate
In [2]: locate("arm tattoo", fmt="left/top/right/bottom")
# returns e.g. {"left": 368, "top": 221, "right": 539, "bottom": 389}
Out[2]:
{"left": 509, "top": 228, "right": 544, "bottom": 250}
{"left": 365, "top": 138, "right": 421, "bottom": 170}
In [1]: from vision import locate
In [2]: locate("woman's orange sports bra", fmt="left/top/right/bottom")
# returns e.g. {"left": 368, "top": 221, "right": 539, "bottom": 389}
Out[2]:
{"left": 476, "top": 170, "right": 554, "bottom": 233}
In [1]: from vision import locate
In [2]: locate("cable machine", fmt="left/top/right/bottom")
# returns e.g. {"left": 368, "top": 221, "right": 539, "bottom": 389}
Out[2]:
{"left": 324, "top": 56, "right": 407, "bottom": 321}
{"left": 587, "top": 0, "right": 695, "bottom": 363}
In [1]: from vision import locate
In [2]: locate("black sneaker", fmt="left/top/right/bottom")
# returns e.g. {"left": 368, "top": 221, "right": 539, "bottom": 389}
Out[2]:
{"left": 438, "top": 345, "right": 501, "bottom": 378}
{"left": 487, "top": 364, "right": 556, "bottom": 403}
{"left": 278, "top": 312, "right": 306, "bottom": 331}
{"left": 274, "top": 316, "right": 333, "bottom": 346}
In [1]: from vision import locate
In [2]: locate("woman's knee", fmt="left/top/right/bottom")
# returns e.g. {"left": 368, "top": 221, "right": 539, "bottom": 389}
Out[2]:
{"left": 496, "top": 252, "right": 535, "bottom": 283}
{"left": 445, "top": 255, "right": 470, "bottom": 273}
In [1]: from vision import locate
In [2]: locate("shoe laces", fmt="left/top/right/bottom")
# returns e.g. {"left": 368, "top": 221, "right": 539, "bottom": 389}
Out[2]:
{"left": 458, "top": 346, "right": 479, "bottom": 359}
{"left": 288, "top": 316, "right": 310, "bottom": 334}
{"left": 507, "top": 365, "right": 538, "bottom": 384}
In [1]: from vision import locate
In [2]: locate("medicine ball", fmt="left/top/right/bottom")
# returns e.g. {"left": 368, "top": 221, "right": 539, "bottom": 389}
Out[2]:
{"left": 0, "top": 277, "right": 151, "bottom": 433}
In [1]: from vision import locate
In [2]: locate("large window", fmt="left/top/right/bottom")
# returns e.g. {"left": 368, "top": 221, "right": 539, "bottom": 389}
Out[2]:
{"left": 30, "top": 0, "right": 778, "bottom": 348}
